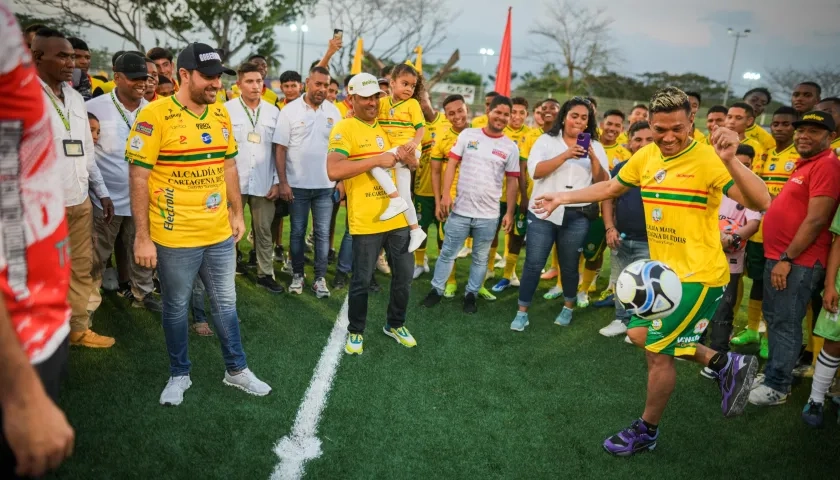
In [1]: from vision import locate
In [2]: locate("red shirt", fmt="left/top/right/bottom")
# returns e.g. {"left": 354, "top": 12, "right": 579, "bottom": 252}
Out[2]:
{"left": 0, "top": 5, "right": 71, "bottom": 364}
{"left": 763, "top": 148, "right": 840, "bottom": 267}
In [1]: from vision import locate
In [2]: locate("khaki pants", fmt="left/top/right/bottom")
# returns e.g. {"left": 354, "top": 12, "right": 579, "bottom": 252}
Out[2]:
{"left": 242, "top": 194, "right": 276, "bottom": 278}
{"left": 66, "top": 198, "right": 94, "bottom": 333}
{"left": 88, "top": 205, "right": 155, "bottom": 311}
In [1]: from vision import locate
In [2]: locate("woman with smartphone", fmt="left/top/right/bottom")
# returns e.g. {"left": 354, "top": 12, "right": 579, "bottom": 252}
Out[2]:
{"left": 509, "top": 97, "right": 610, "bottom": 332}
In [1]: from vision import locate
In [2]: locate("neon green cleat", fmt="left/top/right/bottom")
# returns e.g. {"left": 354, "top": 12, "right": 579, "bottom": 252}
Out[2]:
{"left": 543, "top": 286, "right": 563, "bottom": 300}
{"left": 597, "top": 288, "right": 614, "bottom": 302}
{"left": 345, "top": 333, "right": 363, "bottom": 355}
{"left": 384, "top": 325, "right": 417, "bottom": 348}
{"left": 478, "top": 287, "right": 497, "bottom": 301}
{"left": 731, "top": 328, "right": 760, "bottom": 346}
{"left": 759, "top": 336, "right": 769, "bottom": 359}
{"left": 444, "top": 283, "right": 457, "bottom": 298}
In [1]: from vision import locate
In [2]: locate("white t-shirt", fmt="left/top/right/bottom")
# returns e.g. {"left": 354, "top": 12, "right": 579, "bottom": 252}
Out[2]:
{"left": 719, "top": 196, "right": 762, "bottom": 274}
{"left": 272, "top": 96, "right": 341, "bottom": 189}
{"left": 448, "top": 128, "right": 520, "bottom": 219}
{"left": 527, "top": 133, "right": 609, "bottom": 225}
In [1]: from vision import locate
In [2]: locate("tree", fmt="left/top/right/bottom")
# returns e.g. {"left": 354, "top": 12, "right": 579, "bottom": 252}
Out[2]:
{"left": 766, "top": 65, "right": 840, "bottom": 101}
{"left": 517, "top": 64, "right": 568, "bottom": 93}
{"left": 637, "top": 72, "right": 727, "bottom": 101}
{"left": 529, "top": 0, "right": 618, "bottom": 96}
{"left": 18, "top": 0, "right": 146, "bottom": 50}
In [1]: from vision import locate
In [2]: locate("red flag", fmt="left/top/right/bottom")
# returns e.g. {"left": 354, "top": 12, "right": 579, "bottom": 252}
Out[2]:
{"left": 494, "top": 7, "right": 512, "bottom": 97}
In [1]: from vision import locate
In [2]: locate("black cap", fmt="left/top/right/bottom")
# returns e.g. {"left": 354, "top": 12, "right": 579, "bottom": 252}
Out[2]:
{"left": 114, "top": 52, "right": 151, "bottom": 80}
{"left": 177, "top": 43, "right": 235, "bottom": 76}
{"left": 793, "top": 110, "right": 836, "bottom": 132}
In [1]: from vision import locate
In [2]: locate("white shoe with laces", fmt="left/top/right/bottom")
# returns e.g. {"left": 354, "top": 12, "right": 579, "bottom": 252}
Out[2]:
{"left": 413, "top": 265, "right": 426, "bottom": 280}
{"left": 408, "top": 229, "right": 427, "bottom": 252}
{"left": 457, "top": 246, "right": 471, "bottom": 258}
{"left": 223, "top": 368, "right": 272, "bottom": 396}
{"left": 159, "top": 375, "right": 192, "bottom": 406}
{"left": 380, "top": 197, "right": 409, "bottom": 221}
{"left": 599, "top": 319, "right": 627, "bottom": 337}
{"left": 510, "top": 271, "right": 520, "bottom": 287}
{"left": 749, "top": 383, "right": 788, "bottom": 406}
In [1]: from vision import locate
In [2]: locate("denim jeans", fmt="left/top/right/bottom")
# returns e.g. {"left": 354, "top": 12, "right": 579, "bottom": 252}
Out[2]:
{"left": 337, "top": 214, "right": 353, "bottom": 275}
{"left": 191, "top": 276, "right": 208, "bottom": 324}
{"left": 290, "top": 188, "right": 334, "bottom": 279}
{"left": 707, "top": 272, "right": 741, "bottom": 353}
{"left": 519, "top": 210, "right": 590, "bottom": 306}
{"left": 609, "top": 239, "right": 651, "bottom": 323}
{"left": 431, "top": 213, "right": 499, "bottom": 296}
{"left": 156, "top": 236, "right": 247, "bottom": 376}
{"left": 348, "top": 227, "right": 413, "bottom": 334}
{"left": 761, "top": 259, "right": 825, "bottom": 393}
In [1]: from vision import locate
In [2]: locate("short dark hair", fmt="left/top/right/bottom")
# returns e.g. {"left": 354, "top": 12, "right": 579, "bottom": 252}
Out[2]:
{"left": 34, "top": 27, "right": 65, "bottom": 39}
{"left": 87, "top": 112, "right": 99, "bottom": 122}
{"left": 248, "top": 54, "right": 267, "bottom": 62}
{"left": 773, "top": 105, "right": 798, "bottom": 117}
{"left": 67, "top": 37, "right": 89, "bottom": 51}
{"left": 147, "top": 47, "right": 173, "bottom": 62}
{"left": 511, "top": 96, "right": 529, "bottom": 109}
{"left": 819, "top": 96, "right": 840, "bottom": 108}
{"left": 381, "top": 65, "right": 394, "bottom": 78}
{"left": 744, "top": 87, "right": 772, "bottom": 104}
{"left": 442, "top": 94, "right": 465, "bottom": 109}
{"left": 542, "top": 98, "right": 561, "bottom": 108}
{"left": 798, "top": 81, "right": 822, "bottom": 97}
{"left": 630, "top": 104, "right": 649, "bottom": 113}
{"left": 649, "top": 87, "right": 691, "bottom": 116}
{"left": 603, "top": 109, "right": 625, "bottom": 121}
{"left": 586, "top": 96, "right": 598, "bottom": 108}
{"left": 628, "top": 120, "right": 650, "bottom": 138}
{"left": 279, "top": 70, "right": 302, "bottom": 83}
{"left": 736, "top": 144, "right": 756, "bottom": 159}
{"left": 485, "top": 91, "right": 500, "bottom": 99}
{"left": 238, "top": 62, "right": 262, "bottom": 77}
{"left": 533, "top": 100, "right": 545, "bottom": 111}
{"left": 24, "top": 24, "right": 47, "bottom": 35}
{"left": 111, "top": 50, "right": 126, "bottom": 67}
{"left": 157, "top": 74, "right": 172, "bottom": 85}
{"left": 729, "top": 102, "right": 755, "bottom": 118}
{"left": 488, "top": 95, "right": 513, "bottom": 112}
{"left": 707, "top": 105, "right": 728, "bottom": 116}
{"left": 309, "top": 65, "right": 330, "bottom": 77}
{"left": 685, "top": 91, "right": 702, "bottom": 103}
{"left": 329, "top": 78, "right": 340, "bottom": 87}
{"left": 343, "top": 74, "right": 355, "bottom": 88}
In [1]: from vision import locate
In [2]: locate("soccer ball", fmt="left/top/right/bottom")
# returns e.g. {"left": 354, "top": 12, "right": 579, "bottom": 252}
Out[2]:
{"left": 615, "top": 259, "right": 682, "bottom": 320}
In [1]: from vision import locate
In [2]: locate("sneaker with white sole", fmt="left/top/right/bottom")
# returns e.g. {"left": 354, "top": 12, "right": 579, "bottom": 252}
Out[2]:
{"left": 408, "top": 229, "right": 427, "bottom": 253}
{"left": 457, "top": 246, "right": 471, "bottom": 258}
{"left": 346, "top": 333, "right": 364, "bottom": 354}
{"left": 223, "top": 368, "right": 272, "bottom": 396}
{"left": 312, "top": 277, "right": 330, "bottom": 298}
{"left": 510, "top": 312, "right": 529, "bottom": 332}
{"left": 543, "top": 285, "right": 563, "bottom": 300}
{"left": 281, "top": 259, "right": 293, "bottom": 275}
{"left": 289, "top": 274, "right": 304, "bottom": 294}
{"left": 380, "top": 197, "right": 409, "bottom": 221}
{"left": 576, "top": 291, "right": 590, "bottom": 308}
{"left": 599, "top": 319, "right": 628, "bottom": 337}
{"left": 494, "top": 253, "right": 505, "bottom": 269}
{"left": 748, "top": 383, "right": 788, "bottom": 406}
{"left": 510, "top": 271, "right": 520, "bottom": 287}
{"left": 413, "top": 265, "right": 426, "bottom": 280}
{"left": 383, "top": 325, "right": 417, "bottom": 348}
{"left": 159, "top": 376, "right": 192, "bottom": 406}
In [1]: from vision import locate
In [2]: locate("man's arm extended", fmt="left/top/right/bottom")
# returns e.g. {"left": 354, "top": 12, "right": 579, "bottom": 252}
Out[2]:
{"left": 225, "top": 159, "right": 245, "bottom": 242}
{"left": 129, "top": 165, "right": 157, "bottom": 269}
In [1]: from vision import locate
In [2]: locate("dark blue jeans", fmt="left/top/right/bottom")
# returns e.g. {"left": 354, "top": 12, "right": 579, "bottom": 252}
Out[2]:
{"left": 761, "top": 259, "right": 825, "bottom": 393}
{"left": 290, "top": 188, "right": 334, "bottom": 279}
{"left": 519, "top": 210, "right": 590, "bottom": 307}
{"left": 156, "top": 237, "right": 247, "bottom": 376}
{"left": 337, "top": 214, "right": 353, "bottom": 275}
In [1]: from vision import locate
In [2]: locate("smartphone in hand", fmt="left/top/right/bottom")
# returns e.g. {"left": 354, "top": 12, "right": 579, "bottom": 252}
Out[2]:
{"left": 333, "top": 29, "right": 343, "bottom": 41}
{"left": 576, "top": 133, "right": 591, "bottom": 158}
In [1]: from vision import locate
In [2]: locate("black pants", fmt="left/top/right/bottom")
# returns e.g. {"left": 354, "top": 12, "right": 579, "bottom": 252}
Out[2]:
{"left": 348, "top": 227, "right": 413, "bottom": 334}
{"left": 706, "top": 273, "right": 741, "bottom": 353}
{"left": 1, "top": 338, "right": 69, "bottom": 478}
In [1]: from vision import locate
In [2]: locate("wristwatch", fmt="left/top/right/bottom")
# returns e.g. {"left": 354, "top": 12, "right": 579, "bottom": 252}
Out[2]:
{"left": 780, "top": 252, "right": 793, "bottom": 263}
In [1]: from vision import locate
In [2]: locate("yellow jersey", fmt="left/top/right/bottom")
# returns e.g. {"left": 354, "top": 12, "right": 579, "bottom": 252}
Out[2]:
{"left": 336, "top": 99, "right": 353, "bottom": 119}
{"left": 415, "top": 112, "right": 451, "bottom": 198}
{"left": 215, "top": 89, "right": 228, "bottom": 104}
{"left": 739, "top": 136, "right": 765, "bottom": 173}
{"left": 753, "top": 143, "right": 799, "bottom": 243}
{"left": 617, "top": 131, "right": 628, "bottom": 146}
{"left": 125, "top": 96, "right": 238, "bottom": 248}
{"left": 615, "top": 140, "right": 734, "bottom": 287}
{"left": 431, "top": 127, "right": 463, "bottom": 199}
{"left": 504, "top": 125, "right": 532, "bottom": 201}
{"left": 92, "top": 80, "right": 115, "bottom": 97}
{"left": 831, "top": 137, "right": 840, "bottom": 156}
{"left": 691, "top": 127, "right": 706, "bottom": 142}
{"left": 327, "top": 117, "right": 408, "bottom": 235}
{"left": 603, "top": 142, "right": 633, "bottom": 170}
{"left": 746, "top": 124, "right": 776, "bottom": 154}
{"left": 378, "top": 96, "right": 424, "bottom": 146}
{"left": 470, "top": 114, "right": 488, "bottom": 129}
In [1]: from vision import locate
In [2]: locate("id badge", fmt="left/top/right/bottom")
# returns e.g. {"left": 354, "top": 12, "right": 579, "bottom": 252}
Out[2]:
{"left": 63, "top": 139, "right": 84, "bottom": 157}
{"left": 247, "top": 132, "right": 261, "bottom": 143}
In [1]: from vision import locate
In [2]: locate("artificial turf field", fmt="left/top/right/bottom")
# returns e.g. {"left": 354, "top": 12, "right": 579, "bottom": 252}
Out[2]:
{"left": 51, "top": 207, "right": 840, "bottom": 479}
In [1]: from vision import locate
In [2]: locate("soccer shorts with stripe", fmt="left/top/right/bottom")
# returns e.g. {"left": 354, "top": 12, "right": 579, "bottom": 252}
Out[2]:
{"left": 582, "top": 216, "right": 606, "bottom": 261}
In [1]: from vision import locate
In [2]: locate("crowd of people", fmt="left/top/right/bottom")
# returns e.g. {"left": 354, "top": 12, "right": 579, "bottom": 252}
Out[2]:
{"left": 3, "top": 2, "right": 840, "bottom": 475}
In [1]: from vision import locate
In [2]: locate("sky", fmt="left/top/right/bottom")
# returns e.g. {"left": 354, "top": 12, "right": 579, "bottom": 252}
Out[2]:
{"left": 19, "top": 0, "right": 840, "bottom": 95}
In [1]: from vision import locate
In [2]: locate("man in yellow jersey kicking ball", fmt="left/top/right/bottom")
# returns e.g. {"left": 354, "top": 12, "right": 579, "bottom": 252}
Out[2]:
{"left": 534, "top": 87, "right": 770, "bottom": 456}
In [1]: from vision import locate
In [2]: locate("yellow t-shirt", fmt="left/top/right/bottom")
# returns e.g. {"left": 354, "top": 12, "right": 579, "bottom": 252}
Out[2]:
{"left": 327, "top": 118, "right": 409, "bottom": 235}
{"left": 740, "top": 136, "right": 766, "bottom": 173}
{"left": 691, "top": 127, "right": 706, "bottom": 143}
{"left": 415, "top": 112, "right": 451, "bottom": 198}
{"left": 378, "top": 96, "right": 424, "bottom": 146}
{"left": 753, "top": 143, "right": 800, "bottom": 243}
{"left": 431, "top": 127, "right": 462, "bottom": 199}
{"left": 336, "top": 99, "right": 353, "bottom": 119}
{"left": 603, "top": 142, "right": 633, "bottom": 170}
{"left": 831, "top": 136, "right": 840, "bottom": 156}
{"left": 470, "top": 114, "right": 488, "bottom": 129}
{"left": 92, "top": 80, "right": 115, "bottom": 97}
{"left": 215, "top": 90, "right": 228, "bottom": 104}
{"left": 746, "top": 124, "right": 776, "bottom": 154}
{"left": 617, "top": 131, "right": 628, "bottom": 146}
{"left": 615, "top": 140, "right": 734, "bottom": 287}
{"left": 125, "top": 96, "right": 238, "bottom": 248}
{"left": 504, "top": 125, "right": 532, "bottom": 201}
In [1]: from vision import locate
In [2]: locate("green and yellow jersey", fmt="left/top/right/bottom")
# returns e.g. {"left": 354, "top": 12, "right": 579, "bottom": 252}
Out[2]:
{"left": 431, "top": 127, "right": 463, "bottom": 199}
{"left": 470, "top": 114, "right": 488, "bottom": 129}
{"left": 378, "top": 96, "right": 424, "bottom": 146}
{"left": 415, "top": 112, "right": 451, "bottom": 198}
{"left": 602, "top": 142, "right": 633, "bottom": 170}
{"left": 746, "top": 124, "right": 776, "bottom": 154}
{"left": 753, "top": 143, "right": 799, "bottom": 243}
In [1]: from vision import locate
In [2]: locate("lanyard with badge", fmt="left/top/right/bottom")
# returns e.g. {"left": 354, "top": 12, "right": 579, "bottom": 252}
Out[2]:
{"left": 43, "top": 85, "right": 84, "bottom": 157}
{"left": 239, "top": 98, "right": 262, "bottom": 143}
{"left": 110, "top": 91, "right": 140, "bottom": 129}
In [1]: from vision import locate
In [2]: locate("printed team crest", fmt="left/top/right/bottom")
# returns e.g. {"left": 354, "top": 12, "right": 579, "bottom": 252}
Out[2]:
{"left": 784, "top": 161, "right": 795, "bottom": 172}
{"left": 204, "top": 192, "right": 222, "bottom": 212}
{"left": 654, "top": 169, "right": 666, "bottom": 183}
{"left": 375, "top": 136, "right": 385, "bottom": 150}
{"left": 334, "top": 133, "right": 342, "bottom": 141}
{"left": 129, "top": 135, "right": 143, "bottom": 151}
{"left": 389, "top": 108, "right": 395, "bottom": 117}
{"left": 694, "top": 319, "right": 710, "bottom": 334}
{"left": 467, "top": 140, "right": 479, "bottom": 150}
{"left": 652, "top": 319, "right": 662, "bottom": 331}
{"left": 222, "top": 127, "right": 229, "bottom": 142}
{"left": 651, "top": 208, "right": 663, "bottom": 223}
{"left": 586, "top": 243, "right": 595, "bottom": 252}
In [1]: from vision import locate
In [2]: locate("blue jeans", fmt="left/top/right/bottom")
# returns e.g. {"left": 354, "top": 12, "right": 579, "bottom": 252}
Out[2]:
{"left": 191, "top": 276, "right": 208, "bottom": 324}
{"left": 337, "top": 214, "right": 353, "bottom": 274}
{"left": 431, "top": 212, "right": 499, "bottom": 295}
{"left": 761, "top": 259, "right": 825, "bottom": 393}
{"left": 519, "top": 210, "right": 590, "bottom": 306}
{"left": 156, "top": 237, "right": 247, "bottom": 376}
{"left": 610, "top": 239, "right": 650, "bottom": 323}
{"left": 290, "top": 188, "right": 334, "bottom": 279}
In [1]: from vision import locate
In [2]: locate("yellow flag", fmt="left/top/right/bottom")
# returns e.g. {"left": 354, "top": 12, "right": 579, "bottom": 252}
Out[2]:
{"left": 414, "top": 46, "right": 423, "bottom": 76}
{"left": 351, "top": 38, "right": 363, "bottom": 75}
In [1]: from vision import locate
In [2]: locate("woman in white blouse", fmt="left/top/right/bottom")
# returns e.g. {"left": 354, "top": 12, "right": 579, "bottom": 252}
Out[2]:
{"left": 510, "top": 97, "right": 610, "bottom": 331}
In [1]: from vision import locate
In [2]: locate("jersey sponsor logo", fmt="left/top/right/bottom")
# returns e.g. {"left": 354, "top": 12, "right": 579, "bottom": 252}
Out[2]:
{"left": 195, "top": 122, "right": 211, "bottom": 130}
{"left": 784, "top": 161, "right": 795, "bottom": 172}
{"left": 129, "top": 135, "right": 143, "bottom": 151}
{"left": 165, "top": 112, "right": 181, "bottom": 120}
{"left": 651, "top": 207, "right": 663, "bottom": 223}
{"left": 467, "top": 140, "right": 479, "bottom": 150}
{"left": 375, "top": 135, "right": 385, "bottom": 150}
{"left": 791, "top": 176, "right": 804, "bottom": 185}
{"left": 155, "top": 187, "right": 176, "bottom": 231}
{"left": 694, "top": 318, "right": 709, "bottom": 334}
{"left": 492, "top": 148, "right": 508, "bottom": 160}
{"left": 222, "top": 127, "right": 229, "bottom": 141}
{"left": 333, "top": 133, "right": 342, "bottom": 140}
{"left": 676, "top": 173, "right": 694, "bottom": 178}
{"left": 201, "top": 133, "right": 213, "bottom": 144}
{"left": 135, "top": 121, "right": 154, "bottom": 136}
{"left": 204, "top": 192, "right": 223, "bottom": 212}
{"left": 654, "top": 169, "right": 666, "bottom": 183}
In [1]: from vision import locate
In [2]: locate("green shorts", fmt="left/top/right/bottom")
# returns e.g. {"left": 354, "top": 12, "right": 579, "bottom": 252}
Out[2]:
{"left": 745, "top": 241, "right": 765, "bottom": 280}
{"left": 627, "top": 282, "right": 724, "bottom": 357}
{"left": 499, "top": 202, "right": 527, "bottom": 236}
{"left": 815, "top": 309, "right": 840, "bottom": 342}
{"left": 415, "top": 195, "right": 438, "bottom": 230}
{"left": 582, "top": 216, "right": 607, "bottom": 261}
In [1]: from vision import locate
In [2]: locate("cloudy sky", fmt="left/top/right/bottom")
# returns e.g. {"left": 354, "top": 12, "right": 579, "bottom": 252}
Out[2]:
{"left": 25, "top": 0, "right": 840, "bottom": 94}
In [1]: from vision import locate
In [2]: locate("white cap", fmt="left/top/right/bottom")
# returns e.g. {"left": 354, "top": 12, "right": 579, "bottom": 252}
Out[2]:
{"left": 347, "top": 73, "right": 381, "bottom": 97}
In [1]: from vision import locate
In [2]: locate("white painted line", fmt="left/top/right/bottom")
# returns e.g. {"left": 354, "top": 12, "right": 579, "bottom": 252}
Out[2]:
{"left": 270, "top": 297, "right": 349, "bottom": 480}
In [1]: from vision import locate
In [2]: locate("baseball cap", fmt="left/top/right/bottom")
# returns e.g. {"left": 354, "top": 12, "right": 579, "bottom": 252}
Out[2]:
{"left": 177, "top": 43, "right": 235, "bottom": 76}
{"left": 377, "top": 77, "right": 389, "bottom": 86}
{"left": 347, "top": 73, "right": 381, "bottom": 97}
{"left": 114, "top": 52, "right": 151, "bottom": 80}
{"left": 793, "top": 110, "right": 836, "bottom": 132}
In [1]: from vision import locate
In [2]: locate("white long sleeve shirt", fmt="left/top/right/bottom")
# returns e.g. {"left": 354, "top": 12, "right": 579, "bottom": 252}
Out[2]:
{"left": 39, "top": 77, "right": 108, "bottom": 207}
{"left": 224, "top": 98, "right": 280, "bottom": 196}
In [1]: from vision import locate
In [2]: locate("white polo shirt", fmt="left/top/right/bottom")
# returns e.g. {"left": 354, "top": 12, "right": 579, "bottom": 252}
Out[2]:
{"left": 39, "top": 78, "right": 108, "bottom": 207}
{"left": 448, "top": 128, "right": 520, "bottom": 219}
{"left": 86, "top": 91, "right": 147, "bottom": 216}
{"left": 527, "top": 133, "right": 609, "bottom": 225}
{"left": 272, "top": 96, "right": 341, "bottom": 189}
{"left": 225, "top": 98, "right": 281, "bottom": 196}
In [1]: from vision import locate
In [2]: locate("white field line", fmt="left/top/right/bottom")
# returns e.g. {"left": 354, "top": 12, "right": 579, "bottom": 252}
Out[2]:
{"left": 270, "top": 297, "right": 349, "bottom": 480}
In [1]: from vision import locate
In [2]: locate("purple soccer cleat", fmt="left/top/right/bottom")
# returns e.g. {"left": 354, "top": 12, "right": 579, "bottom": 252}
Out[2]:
{"left": 718, "top": 352, "right": 758, "bottom": 417}
{"left": 603, "top": 419, "right": 658, "bottom": 456}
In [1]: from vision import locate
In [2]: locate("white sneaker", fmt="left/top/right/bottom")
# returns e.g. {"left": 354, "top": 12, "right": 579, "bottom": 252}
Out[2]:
{"left": 751, "top": 373, "right": 765, "bottom": 390}
{"left": 380, "top": 197, "right": 409, "bottom": 221}
{"left": 312, "top": 277, "right": 330, "bottom": 298}
{"left": 748, "top": 383, "right": 788, "bottom": 406}
{"left": 408, "top": 229, "right": 427, "bottom": 252}
{"left": 576, "top": 291, "right": 590, "bottom": 308}
{"left": 494, "top": 253, "right": 505, "bottom": 269}
{"left": 289, "top": 274, "right": 304, "bottom": 295}
{"left": 413, "top": 265, "right": 426, "bottom": 280}
{"left": 423, "top": 256, "right": 430, "bottom": 273}
{"left": 159, "top": 375, "right": 192, "bottom": 406}
{"left": 599, "top": 319, "right": 627, "bottom": 337}
{"left": 281, "top": 259, "right": 293, "bottom": 275}
{"left": 510, "top": 271, "right": 520, "bottom": 287}
{"left": 624, "top": 335, "right": 632, "bottom": 345}
{"left": 376, "top": 253, "right": 391, "bottom": 275}
{"left": 457, "top": 246, "right": 472, "bottom": 258}
{"left": 102, "top": 267, "right": 119, "bottom": 291}
{"left": 223, "top": 368, "right": 272, "bottom": 396}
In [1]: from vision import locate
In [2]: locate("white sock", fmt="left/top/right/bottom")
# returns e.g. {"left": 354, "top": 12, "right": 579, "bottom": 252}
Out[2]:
{"left": 809, "top": 349, "right": 840, "bottom": 404}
